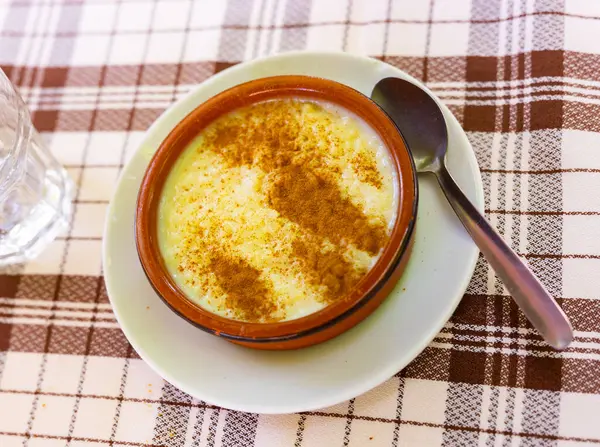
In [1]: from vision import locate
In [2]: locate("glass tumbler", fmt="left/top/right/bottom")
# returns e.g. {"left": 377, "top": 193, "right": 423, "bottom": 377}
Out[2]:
{"left": 0, "top": 69, "right": 73, "bottom": 265}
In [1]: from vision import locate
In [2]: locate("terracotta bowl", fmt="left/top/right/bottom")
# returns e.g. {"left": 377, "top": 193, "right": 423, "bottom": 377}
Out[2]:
{"left": 135, "top": 75, "right": 418, "bottom": 350}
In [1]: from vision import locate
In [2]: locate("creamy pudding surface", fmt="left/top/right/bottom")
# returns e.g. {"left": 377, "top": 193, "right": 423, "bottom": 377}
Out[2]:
{"left": 158, "top": 99, "right": 398, "bottom": 323}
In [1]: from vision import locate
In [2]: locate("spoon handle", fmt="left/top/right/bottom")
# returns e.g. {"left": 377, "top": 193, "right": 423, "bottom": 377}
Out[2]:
{"left": 435, "top": 165, "right": 573, "bottom": 350}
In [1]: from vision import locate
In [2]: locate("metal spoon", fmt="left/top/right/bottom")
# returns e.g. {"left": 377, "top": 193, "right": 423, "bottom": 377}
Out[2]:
{"left": 371, "top": 77, "right": 573, "bottom": 350}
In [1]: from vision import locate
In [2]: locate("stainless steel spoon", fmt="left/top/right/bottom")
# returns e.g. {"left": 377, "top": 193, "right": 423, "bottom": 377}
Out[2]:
{"left": 371, "top": 77, "right": 573, "bottom": 350}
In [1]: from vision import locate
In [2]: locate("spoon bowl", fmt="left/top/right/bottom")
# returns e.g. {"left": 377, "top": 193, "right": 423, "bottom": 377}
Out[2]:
{"left": 371, "top": 78, "right": 447, "bottom": 173}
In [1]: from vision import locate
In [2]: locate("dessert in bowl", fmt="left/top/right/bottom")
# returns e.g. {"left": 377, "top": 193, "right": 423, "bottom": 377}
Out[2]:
{"left": 135, "top": 75, "right": 417, "bottom": 350}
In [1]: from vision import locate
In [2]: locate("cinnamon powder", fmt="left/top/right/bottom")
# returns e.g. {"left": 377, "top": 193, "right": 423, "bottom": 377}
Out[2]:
{"left": 291, "top": 237, "right": 365, "bottom": 303}
{"left": 267, "top": 164, "right": 387, "bottom": 256}
{"left": 352, "top": 151, "right": 383, "bottom": 189}
{"left": 209, "top": 254, "right": 278, "bottom": 322}
{"left": 170, "top": 99, "right": 393, "bottom": 322}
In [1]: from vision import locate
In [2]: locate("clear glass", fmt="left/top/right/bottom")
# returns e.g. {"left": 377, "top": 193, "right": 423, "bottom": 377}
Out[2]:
{"left": 0, "top": 69, "right": 73, "bottom": 265}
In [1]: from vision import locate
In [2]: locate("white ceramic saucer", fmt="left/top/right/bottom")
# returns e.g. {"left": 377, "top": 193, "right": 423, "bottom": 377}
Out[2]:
{"left": 103, "top": 51, "right": 483, "bottom": 414}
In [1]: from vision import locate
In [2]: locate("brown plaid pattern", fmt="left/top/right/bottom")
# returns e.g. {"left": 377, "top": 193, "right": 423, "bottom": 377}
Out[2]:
{"left": 0, "top": 0, "right": 599, "bottom": 445}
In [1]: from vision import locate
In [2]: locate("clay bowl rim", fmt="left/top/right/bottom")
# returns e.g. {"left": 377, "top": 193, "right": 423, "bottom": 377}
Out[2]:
{"left": 135, "top": 74, "right": 418, "bottom": 343}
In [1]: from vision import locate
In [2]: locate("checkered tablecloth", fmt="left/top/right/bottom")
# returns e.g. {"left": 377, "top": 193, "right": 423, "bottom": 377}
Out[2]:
{"left": 1, "top": 0, "right": 599, "bottom": 446}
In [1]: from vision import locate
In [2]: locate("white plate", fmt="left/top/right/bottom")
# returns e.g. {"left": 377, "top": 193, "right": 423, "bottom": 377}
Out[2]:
{"left": 103, "top": 51, "right": 484, "bottom": 414}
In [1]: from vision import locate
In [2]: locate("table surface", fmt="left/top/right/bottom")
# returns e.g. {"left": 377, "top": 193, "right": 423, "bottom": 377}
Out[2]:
{"left": 1, "top": 0, "right": 599, "bottom": 446}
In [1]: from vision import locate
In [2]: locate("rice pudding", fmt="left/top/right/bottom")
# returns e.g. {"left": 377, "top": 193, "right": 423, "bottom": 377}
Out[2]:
{"left": 157, "top": 99, "right": 398, "bottom": 323}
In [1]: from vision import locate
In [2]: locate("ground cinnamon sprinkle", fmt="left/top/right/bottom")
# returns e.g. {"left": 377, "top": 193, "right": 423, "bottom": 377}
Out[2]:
{"left": 352, "top": 151, "right": 383, "bottom": 189}
{"left": 267, "top": 164, "right": 388, "bottom": 256}
{"left": 209, "top": 254, "right": 279, "bottom": 322}
{"left": 205, "top": 101, "right": 305, "bottom": 172}
{"left": 205, "top": 101, "right": 389, "bottom": 256}
{"left": 161, "top": 99, "right": 396, "bottom": 323}
{"left": 292, "top": 237, "right": 365, "bottom": 303}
